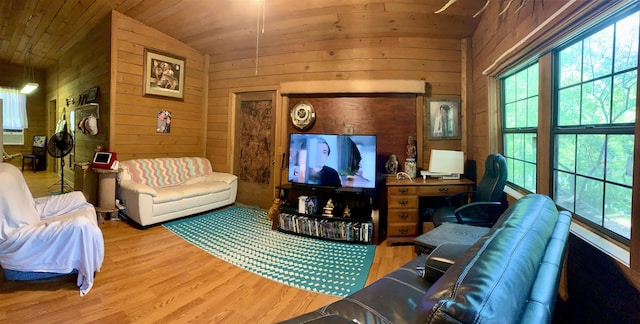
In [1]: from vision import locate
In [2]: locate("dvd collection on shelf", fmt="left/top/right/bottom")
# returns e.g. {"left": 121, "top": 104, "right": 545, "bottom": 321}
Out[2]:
{"left": 277, "top": 211, "right": 373, "bottom": 243}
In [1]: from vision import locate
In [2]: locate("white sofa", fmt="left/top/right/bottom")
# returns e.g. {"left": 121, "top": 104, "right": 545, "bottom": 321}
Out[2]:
{"left": 117, "top": 157, "right": 237, "bottom": 226}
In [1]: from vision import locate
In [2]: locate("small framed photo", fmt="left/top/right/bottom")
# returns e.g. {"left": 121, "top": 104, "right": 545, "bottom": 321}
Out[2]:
{"left": 427, "top": 98, "right": 462, "bottom": 140}
{"left": 87, "top": 87, "right": 98, "bottom": 102}
{"left": 33, "top": 135, "right": 46, "bottom": 148}
{"left": 143, "top": 49, "right": 185, "bottom": 100}
{"left": 156, "top": 110, "right": 172, "bottom": 133}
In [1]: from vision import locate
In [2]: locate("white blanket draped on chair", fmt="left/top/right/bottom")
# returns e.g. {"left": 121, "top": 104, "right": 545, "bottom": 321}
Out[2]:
{"left": 0, "top": 162, "right": 104, "bottom": 296}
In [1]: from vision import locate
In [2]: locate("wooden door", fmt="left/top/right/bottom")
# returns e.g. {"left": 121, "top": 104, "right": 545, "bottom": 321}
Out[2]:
{"left": 234, "top": 91, "right": 276, "bottom": 208}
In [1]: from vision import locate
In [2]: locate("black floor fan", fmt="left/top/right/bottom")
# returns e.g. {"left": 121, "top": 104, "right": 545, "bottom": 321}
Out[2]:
{"left": 47, "top": 131, "right": 74, "bottom": 194}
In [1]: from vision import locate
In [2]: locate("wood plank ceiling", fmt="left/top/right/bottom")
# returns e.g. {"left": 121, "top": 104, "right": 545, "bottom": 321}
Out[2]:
{"left": 0, "top": 0, "right": 491, "bottom": 70}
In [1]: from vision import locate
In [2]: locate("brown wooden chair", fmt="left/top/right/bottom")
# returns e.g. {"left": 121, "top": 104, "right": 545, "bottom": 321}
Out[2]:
{"left": 22, "top": 136, "right": 46, "bottom": 172}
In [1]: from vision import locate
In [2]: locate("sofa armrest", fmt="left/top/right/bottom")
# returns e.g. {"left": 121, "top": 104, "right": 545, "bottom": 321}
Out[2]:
{"left": 423, "top": 244, "right": 471, "bottom": 283}
{"left": 119, "top": 181, "right": 157, "bottom": 197}
{"left": 208, "top": 172, "right": 238, "bottom": 184}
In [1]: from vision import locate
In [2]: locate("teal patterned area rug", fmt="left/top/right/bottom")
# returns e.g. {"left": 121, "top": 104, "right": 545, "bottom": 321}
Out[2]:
{"left": 163, "top": 205, "right": 376, "bottom": 297}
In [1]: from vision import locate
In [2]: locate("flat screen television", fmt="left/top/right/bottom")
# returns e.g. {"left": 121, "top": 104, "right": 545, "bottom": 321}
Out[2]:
{"left": 288, "top": 133, "right": 377, "bottom": 189}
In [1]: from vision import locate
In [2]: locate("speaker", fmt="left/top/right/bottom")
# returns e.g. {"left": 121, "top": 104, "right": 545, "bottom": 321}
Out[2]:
{"left": 465, "top": 159, "right": 477, "bottom": 184}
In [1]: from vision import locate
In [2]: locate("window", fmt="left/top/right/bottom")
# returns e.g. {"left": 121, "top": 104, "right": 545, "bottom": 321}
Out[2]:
{"left": 0, "top": 87, "right": 28, "bottom": 130}
{"left": 501, "top": 63, "right": 539, "bottom": 193}
{"left": 498, "top": 6, "right": 638, "bottom": 245}
{"left": 553, "top": 10, "right": 638, "bottom": 241}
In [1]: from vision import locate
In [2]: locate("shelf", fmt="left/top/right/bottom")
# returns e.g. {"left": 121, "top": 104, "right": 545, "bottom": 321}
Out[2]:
{"left": 279, "top": 205, "right": 369, "bottom": 222}
{"left": 275, "top": 184, "right": 376, "bottom": 244}
{"left": 74, "top": 103, "right": 100, "bottom": 119}
{"left": 277, "top": 227, "right": 371, "bottom": 245}
{"left": 277, "top": 211, "right": 373, "bottom": 244}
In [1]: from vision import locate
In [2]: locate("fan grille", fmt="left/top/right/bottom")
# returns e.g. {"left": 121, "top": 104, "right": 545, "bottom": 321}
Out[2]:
{"left": 47, "top": 132, "right": 74, "bottom": 158}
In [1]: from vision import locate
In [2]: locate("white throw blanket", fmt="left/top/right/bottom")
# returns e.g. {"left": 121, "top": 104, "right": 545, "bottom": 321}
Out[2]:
{"left": 0, "top": 162, "right": 104, "bottom": 296}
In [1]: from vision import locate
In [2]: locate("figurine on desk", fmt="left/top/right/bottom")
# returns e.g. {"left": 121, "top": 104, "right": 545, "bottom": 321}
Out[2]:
{"left": 406, "top": 135, "right": 417, "bottom": 159}
{"left": 404, "top": 136, "right": 417, "bottom": 178}
{"left": 385, "top": 154, "right": 399, "bottom": 174}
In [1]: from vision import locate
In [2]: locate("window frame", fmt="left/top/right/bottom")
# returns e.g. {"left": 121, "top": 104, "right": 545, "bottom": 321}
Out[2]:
{"left": 550, "top": 7, "right": 638, "bottom": 245}
{"left": 500, "top": 62, "right": 540, "bottom": 194}
{"left": 497, "top": 5, "right": 639, "bottom": 248}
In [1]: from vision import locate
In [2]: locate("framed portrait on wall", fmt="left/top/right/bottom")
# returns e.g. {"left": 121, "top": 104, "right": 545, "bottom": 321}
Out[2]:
{"left": 143, "top": 49, "right": 185, "bottom": 100}
{"left": 427, "top": 98, "right": 462, "bottom": 140}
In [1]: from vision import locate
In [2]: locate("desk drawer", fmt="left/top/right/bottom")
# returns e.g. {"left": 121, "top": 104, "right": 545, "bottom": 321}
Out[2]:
{"left": 388, "top": 209, "right": 418, "bottom": 222}
{"left": 387, "top": 186, "right": 417, "bottom": 195}
{"left": 387, "top": 196, "right": 418, "bottom": 209}
{"left": 388, "top": 223, "right": 418, "bottom": 236}
{"left": 418, "top": 185, "right": 469, "bottom": 196}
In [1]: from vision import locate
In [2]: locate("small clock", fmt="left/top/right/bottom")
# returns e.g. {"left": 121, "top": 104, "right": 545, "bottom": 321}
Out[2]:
{"left": 290, "top": 101, "right": 316, "bottom": 131}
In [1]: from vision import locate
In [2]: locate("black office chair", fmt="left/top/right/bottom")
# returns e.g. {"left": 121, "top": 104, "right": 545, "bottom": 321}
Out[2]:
{"left": 432, "top": 153, "right": 508, "bottom": 227}
{"left": 22, "top": 135, "right": 47, "bottom": 172}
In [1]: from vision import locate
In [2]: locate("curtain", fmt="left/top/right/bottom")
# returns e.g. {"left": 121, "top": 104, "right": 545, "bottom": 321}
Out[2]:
{"left": 0, "top": 87, "right": 28, "bottom": 130}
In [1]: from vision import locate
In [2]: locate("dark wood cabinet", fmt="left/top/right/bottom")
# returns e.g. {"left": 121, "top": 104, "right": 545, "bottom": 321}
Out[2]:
{"left": 275, "top": 184, "right": 379, "bottom": 244}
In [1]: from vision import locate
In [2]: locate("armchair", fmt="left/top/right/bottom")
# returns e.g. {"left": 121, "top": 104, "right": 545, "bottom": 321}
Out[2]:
{"left": 431, "top": 153, "right": 508, "bottom": 227}
{"left": 0, "top": 162, "right": 104, "bottom": 296}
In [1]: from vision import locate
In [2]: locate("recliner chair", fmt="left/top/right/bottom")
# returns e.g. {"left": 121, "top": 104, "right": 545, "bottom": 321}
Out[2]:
{"left": 431, "top": 153, "right": 508, "bottom": 227}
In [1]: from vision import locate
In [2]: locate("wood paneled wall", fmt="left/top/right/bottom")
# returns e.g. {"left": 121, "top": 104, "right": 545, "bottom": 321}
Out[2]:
{"left": 111, "top": 11, "right": 206, "bottom": 161}
{"left": 0, "top": 63, "right": 47, "bottom": 169}
{"left": 286, "top": 95, "right": 417, "bottom": 173}
{"left": 208, "top": 36, "right": 464, "bottom": 172}
{"left": 45, "top": 13, "right": 112, "bottom": 185}
{"left": 469, "top": 0, "right": 586, "bottom": 172}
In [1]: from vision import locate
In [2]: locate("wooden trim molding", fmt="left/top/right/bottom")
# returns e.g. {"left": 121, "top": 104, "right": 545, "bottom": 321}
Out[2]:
{"left": 280, "top": 80, "right": 426, "bottom": 95}
{"left": 483, "top": 0, "right": 630, "bottom": 77}
{"left": 537, "top": 54, "right": 552, "bottom": 196}
{"left": 632, "top": 62, "right": 640, "bottom": 270}
{"left": 461, "top": 38, "right": 472, "bottom": 155}
{"left": 486, "top": 77, "right": 500, "bottom": 154}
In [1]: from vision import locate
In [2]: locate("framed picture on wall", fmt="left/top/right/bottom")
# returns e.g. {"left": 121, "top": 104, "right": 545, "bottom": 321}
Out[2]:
{"left": 427, "top": 98, "right": 462, "bottom": 140}
{"left": 143, "top": 49, "right": 185, "bottom": 100}
{"left": 87, "top": 87, "right": 99, "bottom": 102}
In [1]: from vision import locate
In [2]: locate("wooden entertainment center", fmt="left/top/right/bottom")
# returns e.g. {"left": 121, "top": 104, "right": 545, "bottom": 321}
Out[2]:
{"left": 275, "top": 184, "right": 378, "bottom": 244}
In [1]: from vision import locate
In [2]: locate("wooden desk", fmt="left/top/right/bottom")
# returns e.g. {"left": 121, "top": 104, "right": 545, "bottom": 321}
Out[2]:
{"left": 74, "top": 163, "right": 97, "bottom": 205}
{"left": 385, "top": 177, "right": 474, "bottom": 244}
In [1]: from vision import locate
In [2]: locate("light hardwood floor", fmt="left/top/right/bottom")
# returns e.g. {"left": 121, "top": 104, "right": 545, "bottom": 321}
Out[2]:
{"left": 1, "top": 170, "right": 416, "bottom": 323}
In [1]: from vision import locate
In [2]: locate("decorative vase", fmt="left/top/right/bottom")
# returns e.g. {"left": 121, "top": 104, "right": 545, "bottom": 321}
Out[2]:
{"left": 404, "top": 158, "right": 417, "bottom": 178}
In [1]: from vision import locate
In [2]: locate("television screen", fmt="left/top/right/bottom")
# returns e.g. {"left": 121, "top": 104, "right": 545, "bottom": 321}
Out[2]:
{"left": 288, "top": 133, "right": 377, "bottom": 189}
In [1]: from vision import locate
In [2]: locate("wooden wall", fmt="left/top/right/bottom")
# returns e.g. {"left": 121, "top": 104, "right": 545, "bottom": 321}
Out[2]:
{"left": 469, "top": 0, "right": 602, "bottom": 173}
{"left": 110, "top": 11, "right": 207, "bottom": 162}
{"left": 286, "top": 95, "right": 417, "bottom": 173}
{"left": 208, "top": 36, "right": 464, "bottom": 173}
{"left": 44, "top": 13, "right": 112, "bottom": 186}
{"left": 0, "top": 63, "right": 47, "bottom": 169}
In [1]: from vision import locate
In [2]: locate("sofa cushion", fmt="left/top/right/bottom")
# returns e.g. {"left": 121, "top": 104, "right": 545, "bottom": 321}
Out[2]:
{"left": 416, "top": 194, "right": 561, "bottom": 323}
{"left": 153, "top": 186, "right": 185, "bottom": 203}
{"left": 278, "top": 255, "right": 431, "bottom": 324}
{"left": 180, "top": 181, "right": 230, "bottom": 199}
{"left": 422, "top": 244, "right": 471, "bottom": 283}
